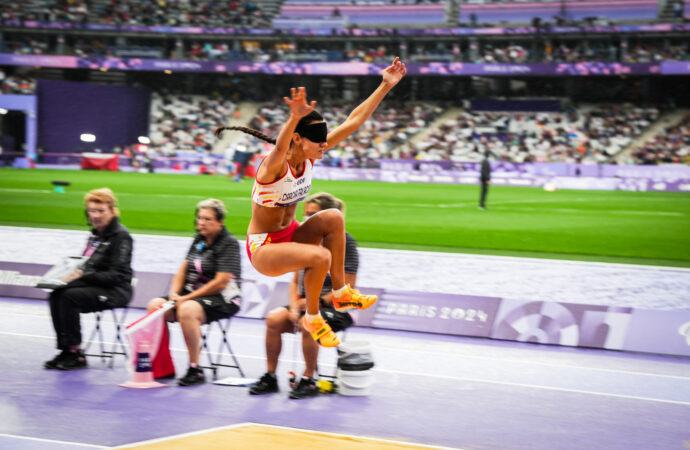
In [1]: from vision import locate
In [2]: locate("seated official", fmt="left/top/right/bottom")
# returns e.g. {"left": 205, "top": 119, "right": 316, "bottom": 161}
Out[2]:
{"left": 44, "top": 188, "right": 133, "bottom": 371}
{"left": 147, "top": 198, "right": 242, "bottom": 386}
{"left": 250, "top": 192, "right": 357, "bottom": 399}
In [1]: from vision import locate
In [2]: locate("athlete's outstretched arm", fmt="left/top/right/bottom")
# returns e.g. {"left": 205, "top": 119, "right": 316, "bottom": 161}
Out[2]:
{"left": 326, "top": 57, "right": 407, "bottom": 150}
{"left": 256, "top": 87, "right": 317, "bottom": 182}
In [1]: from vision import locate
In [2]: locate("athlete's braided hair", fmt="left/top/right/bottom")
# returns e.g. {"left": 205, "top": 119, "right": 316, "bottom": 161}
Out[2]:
{"left": 214, "top": 111, "right": 324, "bottom": 145}
{"left": 214, "top": 126, "right": 276, "bottom": 145}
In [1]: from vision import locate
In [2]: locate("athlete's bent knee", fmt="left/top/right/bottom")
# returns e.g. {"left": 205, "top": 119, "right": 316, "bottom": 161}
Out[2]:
{"left": 321, "top": 209, "right": 344, "bottom": 229}
{"left": 311, "top": 247, "right": 331, "bottom": 271}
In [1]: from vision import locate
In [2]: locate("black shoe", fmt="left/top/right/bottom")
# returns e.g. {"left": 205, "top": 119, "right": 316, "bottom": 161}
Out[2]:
{"left": 44, "top": 350, "right": 70, "bottom": 369}
{"left": 55, "top": 350, "right": 88, "bottom": 371}
{"left": 249, "top": 372, "right": 279, "bottom": 395}
{"left": 178, "top": 367, "right": 205, "bottom": 386}
{"left": 289, "top": 377, "right": 318, "bottom": 399}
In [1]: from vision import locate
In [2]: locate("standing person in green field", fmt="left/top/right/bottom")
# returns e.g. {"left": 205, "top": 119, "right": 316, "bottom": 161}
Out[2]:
{"left": 479, "top": 150, "right": 492, "bottom": 210}
{"left": 215, "top": 57, "right": 407, "bottom": 348}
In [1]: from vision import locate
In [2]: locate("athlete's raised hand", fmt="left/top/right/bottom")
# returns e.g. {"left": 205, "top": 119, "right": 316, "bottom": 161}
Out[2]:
{"left": 283, "top": 86, "right": 317, "bottom": 119}
{"left": 382, "top": 57, "right": 407, "bottom": 87}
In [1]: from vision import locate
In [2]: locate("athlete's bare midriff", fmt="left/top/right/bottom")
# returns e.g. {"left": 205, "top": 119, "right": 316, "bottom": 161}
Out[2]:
{"left": 248, "top": 202, "right": 299, "bottom": 234}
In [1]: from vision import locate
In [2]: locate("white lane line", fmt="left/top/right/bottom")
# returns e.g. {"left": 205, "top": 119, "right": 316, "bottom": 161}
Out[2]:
{"left": 0, "top": 188, "right": 248, "bottom": 202}
{"left": 507, "top": 207, "right": 684, "bottom": 216}
{"left": 378, "top": 368, "right": 690, "bottom": 407}
{"left": 3, "top": 327, "right": 689, "bottom": 382}
{"left": 10, "top": 321, "right": 689, "bottom": 406}
{"left": 0, "top": 188, "right": 52, "bottom": 193}
{"left": 0, "top": 433, "right": 105, "bottom": 448}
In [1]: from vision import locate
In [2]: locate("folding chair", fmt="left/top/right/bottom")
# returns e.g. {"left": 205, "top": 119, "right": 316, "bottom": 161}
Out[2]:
{"left": 200, "top": 317, "right": 244, "bottom": 380}
{"left": 83, "top": 307, "right": 129, "bottom": 367}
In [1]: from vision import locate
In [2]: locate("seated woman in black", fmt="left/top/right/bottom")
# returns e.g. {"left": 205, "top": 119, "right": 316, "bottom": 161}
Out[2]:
{"left": 44, "top": 188, "right": 133, "bottom": 371}
{"left": 147, "top": 198, "right": 242, "bottom": 386}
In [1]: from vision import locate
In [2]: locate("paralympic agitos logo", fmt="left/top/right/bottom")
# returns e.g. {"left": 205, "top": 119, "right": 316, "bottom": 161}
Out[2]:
{"left": 679, "top": 321, "right": 690, "bottom": 346}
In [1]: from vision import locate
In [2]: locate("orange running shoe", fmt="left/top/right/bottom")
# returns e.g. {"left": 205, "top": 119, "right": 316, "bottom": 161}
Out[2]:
{"left": 332, "top": 284, "right": 378, "bottom": 312}
{"left": 303, "top": 316, "right": 340, "bottom": 348}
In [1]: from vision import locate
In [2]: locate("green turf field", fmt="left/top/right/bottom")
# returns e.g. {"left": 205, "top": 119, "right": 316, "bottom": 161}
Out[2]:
{"left": 1, "top": 168, "right": 689, "bottom": 267}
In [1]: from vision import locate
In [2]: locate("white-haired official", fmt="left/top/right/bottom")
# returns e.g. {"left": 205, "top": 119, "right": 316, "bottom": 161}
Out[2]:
{"left": 146, "top": 198, "right": 241, "bottom": 386}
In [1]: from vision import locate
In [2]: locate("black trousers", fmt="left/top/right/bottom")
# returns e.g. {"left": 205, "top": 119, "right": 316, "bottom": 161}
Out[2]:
{"left": 49, "top": 285, "right": 130, "bottom": 350}
{"left": 480, "top": 180, "right": 490, "bottom": 207}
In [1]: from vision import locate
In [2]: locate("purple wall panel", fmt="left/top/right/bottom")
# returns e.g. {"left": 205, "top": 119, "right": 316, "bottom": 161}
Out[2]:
{"left": 623, "top": 309, "right": 690, "bottom": 357}
{"left": 0, "top": 261, "right": 173, "bottom": 309}
{"left": 491, "top": 298, "right": 634, "bottom": 350}
{"left": 37, "top": 80, "right": 151, "bottom": 156}
{"left": 361, "top": 290, "right": 501, "bottom": 336}
{"left": 2, "top": 259, "right": 688, "bottom": 357}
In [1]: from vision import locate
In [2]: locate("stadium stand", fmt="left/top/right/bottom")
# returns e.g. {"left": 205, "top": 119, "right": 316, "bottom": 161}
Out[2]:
{"left": 0, "top": 71, "right": 35, "bottom": 94}
{"left": 231, "top": 100, "right": 443, "bottom": 165}
{"left": 275, "top": 0, "right": 661, "bottom": 28}
{"left": 406, "top": 104, "right": 659, "bottom": 163}
{"left": 630, "top": 112, "right": 690, "bottom": 164}
{"left": 0, "top": 0, "right": 272, "bottom": 28}
{"left": 148, "top": 93, "right": 237, "bottom": 156}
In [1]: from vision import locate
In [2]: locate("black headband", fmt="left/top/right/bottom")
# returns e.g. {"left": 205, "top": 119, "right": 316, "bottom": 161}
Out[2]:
{"left": 295, "top": 122, "right": 327, "bottom": 143}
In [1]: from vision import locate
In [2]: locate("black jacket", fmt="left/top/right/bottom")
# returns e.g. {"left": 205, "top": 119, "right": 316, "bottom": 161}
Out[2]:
{"left": 67, "top": 217, "right": 134, "bottom": 300}
{"left": 480, "top": 158, "right": 491, "bottom": 182}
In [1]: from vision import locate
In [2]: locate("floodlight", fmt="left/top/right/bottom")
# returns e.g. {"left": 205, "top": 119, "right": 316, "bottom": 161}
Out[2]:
{"left": 80, "top": 133, "right": 96, "bottom": 142}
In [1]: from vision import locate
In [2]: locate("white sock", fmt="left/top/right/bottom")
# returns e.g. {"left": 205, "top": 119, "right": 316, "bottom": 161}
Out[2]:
{"left": 333, "top": 285, "right": 347, "bottom": 297}
{"left": 305, "top": 312, "right": 321, "bottom": 323}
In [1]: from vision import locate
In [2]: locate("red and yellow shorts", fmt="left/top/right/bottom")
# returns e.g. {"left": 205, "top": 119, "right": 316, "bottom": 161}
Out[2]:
{"left": 246, "top": 220, "right": 299, "bottom": 262}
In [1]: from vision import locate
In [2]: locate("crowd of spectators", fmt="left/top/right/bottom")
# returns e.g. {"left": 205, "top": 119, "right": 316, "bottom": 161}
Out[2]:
{"left": 632, "top": 113, "right": 690, "bottom": 164}
{"left": 240, "top": 100, "right": 443, "bottom": 167}
{"left": 410, "top": 105, "right": 659, "bottom": 164}
{"left": 91, "top": 0, "right": 269, "bottom": 28}
{"left": 1, "top": 1, "right": 90, "bottom": 24}
{"left": 148, "top": 93, "right": 236, "bottom": 156}
{"left": 148, "top": 97, "right": 661, "bottom": 165}
{"left": 1, "top": 0, "right": 269, "bottom": 28}
{"left": 0, "top": 72, "right": 36, "bottom": 94}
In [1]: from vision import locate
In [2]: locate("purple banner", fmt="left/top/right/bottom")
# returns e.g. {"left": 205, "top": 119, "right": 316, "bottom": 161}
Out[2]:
{"left": 6, "top": 19, "right": 689, "bottom": 36}
{"left": 491, "top": 299, "right": 634, "bottom": 350}
{"left": 359, "top": 290, "right": 501, "bottom": 336}
{"left": 0, "top": 54, "right": 666, "bottom": 76}
{"left": 660, "top": 61, "right": 690, "bottom": 75}
{"left": 623, "top": 309, "right": 690, "bottom": 357}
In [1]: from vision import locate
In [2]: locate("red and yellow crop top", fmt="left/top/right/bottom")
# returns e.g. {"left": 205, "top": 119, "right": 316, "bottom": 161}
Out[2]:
{"left": 251, "top": 159, "right": 313, "bottom": 208}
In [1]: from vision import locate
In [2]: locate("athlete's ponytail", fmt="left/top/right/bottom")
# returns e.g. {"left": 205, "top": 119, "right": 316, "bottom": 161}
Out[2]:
{"left": 214, "top": 126, "right": 276, "bottom": 145}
